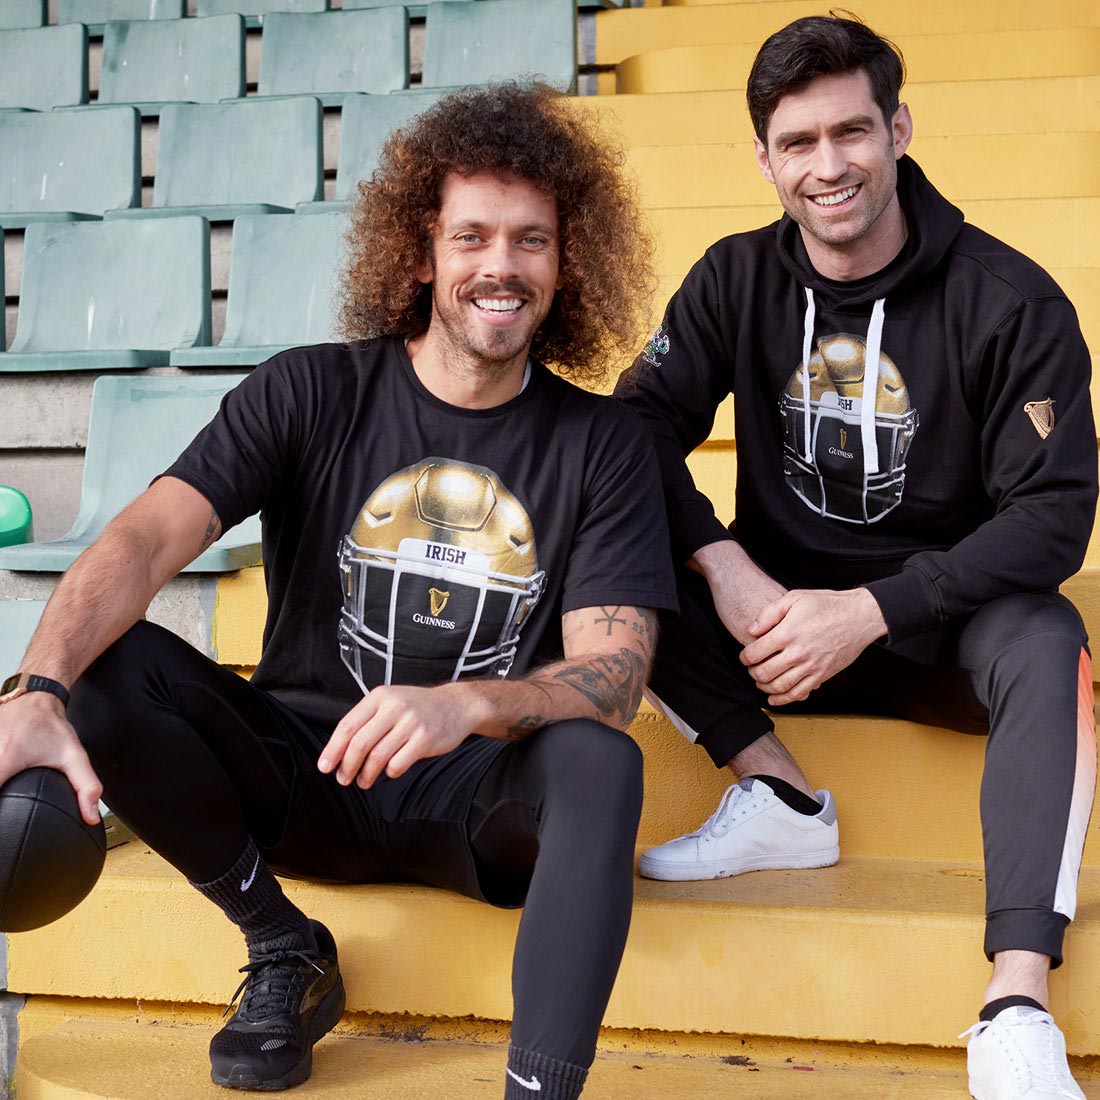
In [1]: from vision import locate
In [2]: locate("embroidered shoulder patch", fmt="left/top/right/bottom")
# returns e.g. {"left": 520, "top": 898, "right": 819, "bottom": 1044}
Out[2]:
{"left": 1024, "top": 398, "right": 1055, "bottom": 440}
{"left": 641, "top": 323, "right": 670, "bottom": 368}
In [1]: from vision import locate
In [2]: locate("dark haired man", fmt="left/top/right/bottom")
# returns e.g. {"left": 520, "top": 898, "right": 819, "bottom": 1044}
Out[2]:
{"left": 617, "top": 14, "right": 1096, "bottom": 1100}
{"left": 0, "top": 86, "right": 676, "bottom": 1097}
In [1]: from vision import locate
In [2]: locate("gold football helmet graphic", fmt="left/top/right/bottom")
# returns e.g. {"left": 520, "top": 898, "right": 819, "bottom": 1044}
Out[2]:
{"left": 338, "top": 458, "right": 546, "bottom": 690}
{"left": 779, "top": 333, "right": 919, "bottom": 524}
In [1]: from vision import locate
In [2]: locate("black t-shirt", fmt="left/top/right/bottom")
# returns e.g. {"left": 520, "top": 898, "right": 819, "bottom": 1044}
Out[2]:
{"left": 164, "top": 337, "right": 678, "bottom": 733}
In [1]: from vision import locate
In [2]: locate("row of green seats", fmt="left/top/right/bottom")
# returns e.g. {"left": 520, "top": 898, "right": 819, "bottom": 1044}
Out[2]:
{"left": 0, "top": 0, "right": 578, "bottom": 113}
{"left": 0, "top": 375, "right": 261, "bottom": 574}
{"left": 0, "top": 212, "right": 347, "bottom": 372}
{"left": 0, "top": 91, "right": 448, "bottom": 226}
{"left": 0, "top": 0, "right": 619, "bottom": 34}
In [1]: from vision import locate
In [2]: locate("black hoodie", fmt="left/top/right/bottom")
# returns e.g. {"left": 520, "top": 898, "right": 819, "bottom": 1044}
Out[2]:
{"left": 617, "top": 157, "right": 1097, "bottom": 642}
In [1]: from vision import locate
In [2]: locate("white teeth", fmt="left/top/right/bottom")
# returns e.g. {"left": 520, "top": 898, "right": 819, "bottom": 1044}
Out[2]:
{"left": 812, "top": 185, "right": 858, "bottom": 207}
{"left": 473, "top": 298, "right": 523, "bottom": 313}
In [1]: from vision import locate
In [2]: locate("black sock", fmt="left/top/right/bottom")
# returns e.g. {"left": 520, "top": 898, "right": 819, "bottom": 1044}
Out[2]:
{"left": 505, "top": 1046, "right": 587, "bottom": 1100}
{"left": 979, "top": 995, "right": 1046, "bottom": 1022}
{"left": 749, "top": 774, "right": 823, "bottom": 816}
{"left": 190, "top": 838, "right": 315, "bottom": 958}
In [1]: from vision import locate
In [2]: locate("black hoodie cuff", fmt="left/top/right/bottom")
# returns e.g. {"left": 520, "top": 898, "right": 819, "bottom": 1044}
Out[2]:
{"left": 863, "top": 568, "right": 942, "bottom": 643}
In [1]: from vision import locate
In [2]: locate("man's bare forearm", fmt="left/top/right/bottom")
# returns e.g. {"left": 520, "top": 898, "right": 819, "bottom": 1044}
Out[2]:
{"left": 689, "top": 540, "right": 787, "bottom": 645}
{"left": 18, "top": 485, "right": 220, "bottom": 687}
{"left": 450, "top": 606, "right": 657, "bottom": 738}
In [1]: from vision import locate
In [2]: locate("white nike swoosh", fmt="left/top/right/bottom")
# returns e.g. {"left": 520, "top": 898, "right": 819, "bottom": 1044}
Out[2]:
{"left": 240, "top": 854, "right": 260, "bottom": 892}
{"left": 505, "top": 1068, "right": 542, "bottom": 1091}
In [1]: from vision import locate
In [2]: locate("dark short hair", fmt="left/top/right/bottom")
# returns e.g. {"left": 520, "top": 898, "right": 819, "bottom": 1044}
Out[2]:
{"left": 340, "top": 82, "right": 655, "bottom": 387}
{"left": 747, "top": 12, "right": 905, "bottom": 143}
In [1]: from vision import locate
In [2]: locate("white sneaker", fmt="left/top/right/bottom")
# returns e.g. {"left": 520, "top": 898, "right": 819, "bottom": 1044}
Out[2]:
{"left": 637, "top": 777, "right": 839, "bottom": 881}
{"left": 961, "top": 1007, "right": 1086, "bottom": 1099}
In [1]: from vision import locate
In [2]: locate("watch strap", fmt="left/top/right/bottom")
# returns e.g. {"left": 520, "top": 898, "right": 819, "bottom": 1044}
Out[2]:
{"left": 0, "top": 673, "right": 70, "bottom": 707}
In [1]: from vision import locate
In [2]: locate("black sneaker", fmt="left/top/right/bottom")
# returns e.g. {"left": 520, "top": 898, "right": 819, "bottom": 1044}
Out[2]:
{"left": 210, "top": 919, "right": 346, "bottom": 1091}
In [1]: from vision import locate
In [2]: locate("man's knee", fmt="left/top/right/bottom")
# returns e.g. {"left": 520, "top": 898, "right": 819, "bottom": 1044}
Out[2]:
{"left": 536, "top": 719, "right": 644, "bottom": 815}
{"left": 961, "top": 592, "right": 1087, "bottom": 672}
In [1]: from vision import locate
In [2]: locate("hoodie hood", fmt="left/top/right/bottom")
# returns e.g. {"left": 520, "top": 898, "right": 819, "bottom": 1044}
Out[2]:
{"left": 775, "top": 156, "right": 965, "bottom": 309}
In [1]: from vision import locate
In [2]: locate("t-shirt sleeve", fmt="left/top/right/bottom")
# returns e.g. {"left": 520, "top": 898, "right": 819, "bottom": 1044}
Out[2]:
{"left": 160, "top": 355, "right": 306, "bottom": 532}
{"left": 560, "top": 405, "right": 679, "bottom": 616}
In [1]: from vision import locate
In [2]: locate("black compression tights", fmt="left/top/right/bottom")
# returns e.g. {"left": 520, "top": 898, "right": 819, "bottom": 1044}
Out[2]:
{"left": 69, "top": 621, "right": 644, "bottom": 1068}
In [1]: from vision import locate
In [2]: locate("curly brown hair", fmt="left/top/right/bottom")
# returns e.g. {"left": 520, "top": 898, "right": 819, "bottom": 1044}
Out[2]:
{"left": 339, "top": 82, "right": 655, "bottom": 388}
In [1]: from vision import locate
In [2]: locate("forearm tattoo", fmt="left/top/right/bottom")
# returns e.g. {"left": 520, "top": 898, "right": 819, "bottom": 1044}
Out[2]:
{"left": 199, "top": 506, "right": 220, "bottom": 551}
{"left": 511, "top": 607, "right": 657, "bottom": 736}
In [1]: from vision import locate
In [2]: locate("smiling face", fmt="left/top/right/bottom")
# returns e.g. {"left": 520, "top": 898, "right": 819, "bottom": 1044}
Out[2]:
{"left": 417, "top": 171, "right": 562, "bottom": 375}
{"left": 755, "top": 69, "right": 913, "bottom": 279}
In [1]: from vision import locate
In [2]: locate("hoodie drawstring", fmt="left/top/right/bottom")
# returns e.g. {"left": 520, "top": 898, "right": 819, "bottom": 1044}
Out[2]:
{"left": 799, "top": 289, "right": 886, "bottom": 481}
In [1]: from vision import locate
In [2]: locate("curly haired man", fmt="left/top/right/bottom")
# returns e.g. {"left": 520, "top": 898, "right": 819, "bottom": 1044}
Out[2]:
{"left": 0, "top": 84, "right": 676, "bottom": 1097}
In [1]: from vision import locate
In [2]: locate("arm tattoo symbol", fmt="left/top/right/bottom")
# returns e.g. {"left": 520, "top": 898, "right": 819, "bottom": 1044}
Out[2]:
{"left": 199, "top": 507, "right": 219, "bottom": 551}
{"left": 593, "top": 606, "right": 627, "bottom": 636}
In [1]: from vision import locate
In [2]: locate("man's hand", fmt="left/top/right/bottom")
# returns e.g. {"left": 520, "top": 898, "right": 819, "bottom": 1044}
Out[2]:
{"left": 741, "top": 588, "right": 887, "bottom": 705}
{"left": 318, "top": 683, "right": 477, "bottom": 790}
{"left": 691, "top": 540, "right": 787, "bottom": 645}
{"left": 0, "top": 693, "right": 103, "bottom": 825}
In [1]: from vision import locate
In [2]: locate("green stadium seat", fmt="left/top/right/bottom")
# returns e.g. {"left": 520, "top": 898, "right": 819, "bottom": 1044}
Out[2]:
{"left": 0, "top": 25, "right": 88, "bottom": 111}
{"left": 0, "top": 0, "right": 44, "bottom": 30}
{"left": 0, "top": 375, "right": 261, "bottom": 574}
{"left": 0, "top": 217, "right": 210, "bottom": 372}
{"left": 171, "top": 212, "right": 346, "bottom": 366}
{"left": 0, "top": 108, "right": 139, "bottom": 229}
{"left": 298, "top": 91, "right": 444, "bottom": 213}
{"left": 0, "top": 601, "right": 46, "bottom": 672}
{"left": 423, "top": 0, "right": 577, "bottom": 92}
{"left": 98, "top": 14, "right": 245, "bottom": 117}
{"left": 0, "top": 488, "right": 33, "bottom": 548}
{"left": 106, "top": 98, "right": 321, "bottom": 222}
{"left": 197, "top": 0, "right": 327, "bottom": 29}
{"left": 343, "top": 0, "right": 462, "bottom": 18}
{"left": 0, "top": 225, "right": 4, "bottom": 348}
{"left": 57, "top": 0, "right": 185, "bottom": 37}
{"left": 257, "top": 9, "right": 408, "bottom": 107}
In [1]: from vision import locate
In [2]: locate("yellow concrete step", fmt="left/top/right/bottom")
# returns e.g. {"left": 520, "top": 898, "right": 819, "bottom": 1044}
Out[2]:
{"left": 10, "top": 844, "right": 1100, "bottom": 1053}
{"left": 616, "top": 30, "right": 1100, "bottom": 94}
{"left": 581, "top": 77, "right": 1100, "bottom": 146}
{"left": 627, "top": 135, "right": 1100, "bottom": 210}
{"left": 645, "top": 198, "right": 1100, "bottom": 280}
{"left": 595, "top": 2, "right": 1100, "bottom": 66}
{"left": 13, "top": 1010, "right": 1008, "bottom": 1100}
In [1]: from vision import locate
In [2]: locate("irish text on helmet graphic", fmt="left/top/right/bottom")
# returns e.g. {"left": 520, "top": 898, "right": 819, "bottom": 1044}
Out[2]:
{"left": 338, "top": 458, "right": 546, "bottom": 690}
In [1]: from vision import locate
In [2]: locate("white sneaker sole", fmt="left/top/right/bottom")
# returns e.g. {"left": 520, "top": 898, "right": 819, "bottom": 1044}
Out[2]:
{"left": 637, "top": 845, "right": 840, "bottom": 881}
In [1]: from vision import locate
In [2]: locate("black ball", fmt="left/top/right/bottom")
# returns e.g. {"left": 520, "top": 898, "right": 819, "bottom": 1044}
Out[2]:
{"left": 0, "top": 767, "right": 106, "bottom": 932}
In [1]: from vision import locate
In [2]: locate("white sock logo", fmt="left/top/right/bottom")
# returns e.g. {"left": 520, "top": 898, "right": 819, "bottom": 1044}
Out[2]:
{"left": 505, "top": 1067, "right": 542, "bottom": 1092}
{"left": 240, "top": 854, "right": 260, "bottom": 892}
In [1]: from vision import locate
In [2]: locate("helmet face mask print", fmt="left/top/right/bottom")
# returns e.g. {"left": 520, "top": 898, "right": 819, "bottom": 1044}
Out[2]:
{"left": 779, "top": 332, "right": 919, "bottom": 524}
{"left": 338, "top": 458, "right": 546, "bottom": 691}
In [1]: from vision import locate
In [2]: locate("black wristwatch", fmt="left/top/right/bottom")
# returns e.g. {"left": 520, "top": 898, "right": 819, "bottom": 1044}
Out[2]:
{"left": 0, "top": 673, "right": 70, "bottom": 708}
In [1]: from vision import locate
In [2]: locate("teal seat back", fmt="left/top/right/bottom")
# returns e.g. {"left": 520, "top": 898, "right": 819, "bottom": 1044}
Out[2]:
{"left": 198, "top": 0, "right": 327, "bottom": 16}
{"left": 0, "top": 488, "right": 33, "bottom": 548}
{"left": 423, "top": 0, "right": 577, "bottom": 92}
{"left": 66, "top": 376, "right": 252, "bottom": 547}
{"left": 0, "top": 25, "right": 87, "bottom": 110}
{"left": 153, "top": 99, "right": 322, "bottom": 211}
{"left": 0, "top": 601, "right": 47, "bottom": 673}
{"left": 0, "top": 0, "right": 44, "bottom": 29}
{"left": 9, "top": 218, "right": 210, "bottom": 354}
{"left": 222, "top": 213, "right": 347, "bottom": 348}
{"left": 336, "top": 91, "right": 444, "bottom": 199}
{"left": 99, "top": 14, "right": 245, "bottom": 107}
{"left": 0, "top": 109, "right": 139, "bottom": 223}
{"left": 58, "top": 0, "right": 185, "bottom": 26}
{"left": 258, "top": 10, "right": 408, "bottom": 100}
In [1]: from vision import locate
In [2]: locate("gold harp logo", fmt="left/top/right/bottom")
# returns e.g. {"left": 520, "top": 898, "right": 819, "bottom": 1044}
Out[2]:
{"left": 839, "top": 427, "right": 848, "bottom": 449}
{"left": 429, "top": 588, "right": 451, "bottom": 617}
{"left": 1024, "top": 398, "right": 1055, "bottom": 440}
